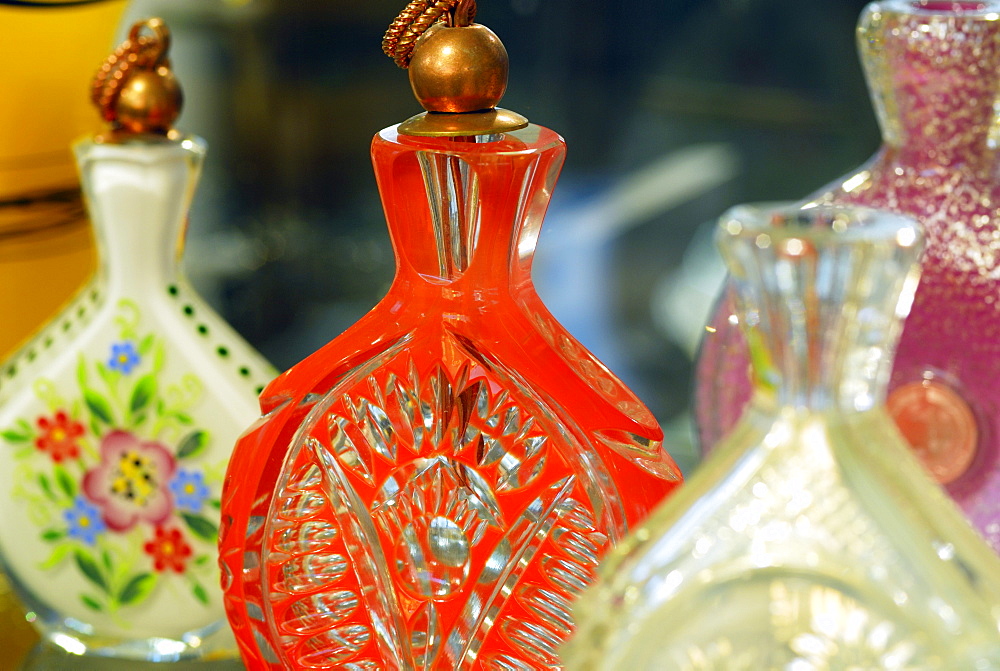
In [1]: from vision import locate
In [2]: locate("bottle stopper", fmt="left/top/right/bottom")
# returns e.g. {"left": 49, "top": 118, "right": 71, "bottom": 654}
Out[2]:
{"left": 92, "top": 18, "right": 182, "bottom": 139}
{"left": 383, "top": 0, "right": 528, "bottom": 136}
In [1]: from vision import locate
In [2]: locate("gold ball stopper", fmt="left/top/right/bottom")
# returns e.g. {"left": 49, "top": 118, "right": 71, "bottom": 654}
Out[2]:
{"left": 382, "top": 0, "right": 528, "bottom": 136}
{"left": 114, "top": 64, "right": 182, "bottom": 135}
{"left": 408, "top": 23, "right": 508, "bottom": 113}
{"left": 92, "top": 18, "right": 182, "bottom": 137}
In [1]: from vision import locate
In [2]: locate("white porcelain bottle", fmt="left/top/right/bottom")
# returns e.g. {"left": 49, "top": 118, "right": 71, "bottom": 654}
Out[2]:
{"left": 0, "top": 18, "right": 274, "bottom": 660}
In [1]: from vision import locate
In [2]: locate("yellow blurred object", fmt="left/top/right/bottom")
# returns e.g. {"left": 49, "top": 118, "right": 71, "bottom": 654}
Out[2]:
{"left": 0, "top": 1, "right": 128, "bottom": 663}
{"left": 0, "top": 0, "right": 128, "bottom": 360}
{"left": 0, "top": 572, "right": 35, "bottom": 668}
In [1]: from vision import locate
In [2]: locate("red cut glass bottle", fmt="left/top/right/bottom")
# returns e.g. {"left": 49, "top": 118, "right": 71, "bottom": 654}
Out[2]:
{"left": 695, "top": 0, "right": 1000, "bottom": 553}
{"left": 219, "top": 122, "right": 682, "bottom": 669}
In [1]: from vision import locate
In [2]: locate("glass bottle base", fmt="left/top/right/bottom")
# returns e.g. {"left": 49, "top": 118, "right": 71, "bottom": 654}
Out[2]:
{"left": 28, "top": 619, "right": 237, "bottom": 663}
{"left": 5, "top": 569, "right": 237, "bottom": 664}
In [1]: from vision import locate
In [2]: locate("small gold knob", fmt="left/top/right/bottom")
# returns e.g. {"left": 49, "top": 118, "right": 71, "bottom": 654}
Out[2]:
{"left": 383, "top": 0, "right": 527, "bottom": 137}
{"left": 408, "top": 23, "right": 508, "bottom": 113}
{"left": 92, "top": 18, "right": 182, "bottom": 137}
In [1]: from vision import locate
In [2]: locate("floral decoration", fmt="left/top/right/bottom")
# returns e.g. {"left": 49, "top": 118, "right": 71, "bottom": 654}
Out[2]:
{"left": 34, "top": 411, "right": 85, "bottom": 463}
{"left": 107, "top": 340, "right": 141, "bottom": 375}
{"left": 2, "top": 299, "right": 223, "bottom": 621}
{"left": 64, "top": 496, "right": 106, "bottom": 546}
{"left": 170, "top": 469, "right": 210, "bottom": 513}
{"left": 82, "top": 431, "right": 177, "bottom": 532}
{"left": 144, "top": 527, "right": 192, "bottom": 574}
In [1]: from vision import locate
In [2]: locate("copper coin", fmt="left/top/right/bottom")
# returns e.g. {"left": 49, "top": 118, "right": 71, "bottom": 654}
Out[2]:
{"left": 887, "top": 380, "right": 978, "bottom": 485}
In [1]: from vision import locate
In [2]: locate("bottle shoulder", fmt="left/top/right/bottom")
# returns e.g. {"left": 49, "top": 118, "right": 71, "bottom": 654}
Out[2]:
{"left": 0, "top": 278, "right": 269, "bottom": 413}
{"left": 571, "top": 406, "right": 1000, "bottom": 668}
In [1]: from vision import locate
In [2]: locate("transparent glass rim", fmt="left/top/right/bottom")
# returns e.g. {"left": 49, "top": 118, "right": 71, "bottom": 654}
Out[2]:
{"left": 716, "top": 202, "right": 921, "bottom": 249}
{"left": 874, "top": 0, "right": 1000, "bottom": 17}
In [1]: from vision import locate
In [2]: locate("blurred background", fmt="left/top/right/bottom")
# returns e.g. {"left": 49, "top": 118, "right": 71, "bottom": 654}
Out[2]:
{"left": 1, "top": 0, "right": 879, "bottom": 665}
{"left": 13, "top": 0, "right": 880, "bottom": 481}
{"left": 113, "top": 0, "right": 877, "bottom": 474}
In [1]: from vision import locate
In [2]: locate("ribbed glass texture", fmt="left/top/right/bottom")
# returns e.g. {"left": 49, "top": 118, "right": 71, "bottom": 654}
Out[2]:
{"left": 564, "top": 204, "right": 1000, "bottom": 670}
{"left": 695, "top": 0, "right": 1000, "bottom": 554}
{"left": 218, "top": 124, "right": 682, "bottom": 669}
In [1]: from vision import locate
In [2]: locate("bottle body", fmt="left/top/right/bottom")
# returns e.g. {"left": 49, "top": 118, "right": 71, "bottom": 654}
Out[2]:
{"left": 694, "top": 1, "right": 1000, "bottom": 552}
{"left": 220, "top": 124, "right": 682, "bottom": 669}
{"left": 0, "top": 137, "right": 273, "bottom": 659}
{"left": 565, "top": 203, "right": 1000, "bottom": 669}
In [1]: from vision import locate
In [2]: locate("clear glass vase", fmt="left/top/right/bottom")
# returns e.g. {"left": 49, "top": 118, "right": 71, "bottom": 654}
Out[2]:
{"left": 219, "top": 123, "right": 683, "bottom": 669}
{"left": 695, "top": 0, "right": 1000, "bottom": 553}
{"left": 0, "top": 134, "right": 274, "bottom": 660}
{"left": 563, "top": 203, "right": 1000, "bottom": 669}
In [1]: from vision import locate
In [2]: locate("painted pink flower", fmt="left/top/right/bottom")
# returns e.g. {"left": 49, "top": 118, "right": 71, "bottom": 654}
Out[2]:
{"left": 82, "top": 431, "right": 176, "bottom": 532}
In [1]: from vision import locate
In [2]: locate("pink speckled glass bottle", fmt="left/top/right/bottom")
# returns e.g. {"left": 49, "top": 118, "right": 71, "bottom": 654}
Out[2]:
{"left": 696, "top": 0, "right": 1000, "bottom": 552}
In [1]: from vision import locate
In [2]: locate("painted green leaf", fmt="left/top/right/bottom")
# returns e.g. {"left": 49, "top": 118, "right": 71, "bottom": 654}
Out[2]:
{"left": 194, "top": 555, "right": 210, "bottom": 566}
{"left": 102, "top": 549, "right": 112, "bottom": 572}
{"left": 118, "top": 573, "right": 156, "bottom": 605}
{"left": 84, "top": 390, "right": 114, "bottom": 425}
{"left": 181, "top": 512, "right": 218, "bottom": 543}
{"left": 174, "top": 412, "right": 194, "bottom": 425}
{"left": 39, "top": 544, "right": 72, "bottom": 570}
{"left": 176, "top": 431, "right": 209, "bottom": 460}
{"left": 38, "top": 474, "right": 56, "bottom": 501}
{"left": 54, "top": 465, "right": 76, "bottom": 499}
{"left": 192, "top": 582, "right": 209, "bottom": 605}
{"left": 208, "top": 499, "right": 221, "bottom": 510}
{"left": 129, "top": 375, "right": 156, "bottom": 415}
{"left": 74, "top": 551, "right": 108, "bottom": 593}
{"left": 152, "top": 343, "right": 165, "bottom": 373}
{"left": 76, "top": 355, "right": 88, "bottom": 388}
{"left": 81, "top": 595, "right": 103, "bottom": 612}
{"left": 0, "top": 427, "right": 31, "bottom": 443}
{"left": 97, "top": 361, "right": 116, "bottom": 387}
{"left": 41, "top": 529, "right": 65, "bottom": 542}
{"left": 138, "top": 334, "right": 155, "bottom": 357}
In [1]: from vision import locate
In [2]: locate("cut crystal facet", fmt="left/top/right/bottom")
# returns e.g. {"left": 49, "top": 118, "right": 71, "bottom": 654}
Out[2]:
{"left": 220, "top": 124, "right": 681, "bottom": 668}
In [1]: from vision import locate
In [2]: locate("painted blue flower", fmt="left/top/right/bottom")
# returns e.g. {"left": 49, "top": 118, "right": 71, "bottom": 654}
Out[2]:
{"left": 107, "top": 341, "right": 140, "bottom": 375}
{"left": 64, "top": 496, "right": 106, "bottom": 546}
{"left": 169, "top": 470, "right": 210, "bottom": 513}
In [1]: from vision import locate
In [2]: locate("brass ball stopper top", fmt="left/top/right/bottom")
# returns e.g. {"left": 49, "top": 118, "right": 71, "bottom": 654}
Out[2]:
{"left": 382, "top": 0, "right": 528, "bottom": 136}
{"left": 92, "top": 18, "right": 182, "bottom": 139}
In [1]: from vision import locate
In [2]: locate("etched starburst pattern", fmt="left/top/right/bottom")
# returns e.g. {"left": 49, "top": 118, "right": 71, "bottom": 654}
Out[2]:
{"left": 261, "top": 352, "right": 617, "bottom": 668}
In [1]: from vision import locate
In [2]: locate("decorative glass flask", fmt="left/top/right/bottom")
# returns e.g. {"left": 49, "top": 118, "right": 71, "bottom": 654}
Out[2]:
{"left": 563, "top": 203, "right": 1000, "bottom": 669}
{"left": 0, "top": 20, "right": 273, "bottom": 660}
{"left": 218, "top": 2, "right": 682, "bottom": 668}
{"left": 695, "top": 0, "right": 1000, "bottom": 552}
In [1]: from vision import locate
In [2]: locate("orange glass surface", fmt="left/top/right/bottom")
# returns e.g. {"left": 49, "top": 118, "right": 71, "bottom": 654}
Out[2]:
{"left": 219, "top": 124, "right": 682, "bottom": 668}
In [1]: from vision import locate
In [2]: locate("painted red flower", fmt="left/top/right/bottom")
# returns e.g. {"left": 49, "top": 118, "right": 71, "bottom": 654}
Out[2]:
{"left": 143, "top": 526, "right": 192, "bottom": 573}
{"left": 82, "top": 430, "right": 176, "bottom": 532}
{"left": 34, "top": 411, "right": 85, "bottom": 462}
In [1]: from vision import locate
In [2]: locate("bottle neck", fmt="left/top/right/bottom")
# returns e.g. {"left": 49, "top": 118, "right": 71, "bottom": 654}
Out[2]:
{"left": 721, "top": 206, "right": 922, "bottom": 413}
{"left": 371, "top": 124, "right": 565, "bottom": 299}
{"left": 74, "top": 136, "right": 205, "bottom": 296}
{"left": 860, "top": 3, "right": 1000, "bottom": 166}
{"left": 858, "top": 0, "right": 1000, "bottom": 167}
